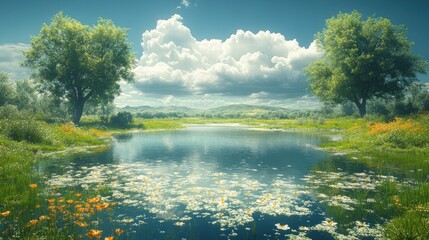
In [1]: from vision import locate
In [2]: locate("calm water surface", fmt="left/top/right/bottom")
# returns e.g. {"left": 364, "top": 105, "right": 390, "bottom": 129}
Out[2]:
{"left": 36, "top": 125, "right": 392, "bottom": 239}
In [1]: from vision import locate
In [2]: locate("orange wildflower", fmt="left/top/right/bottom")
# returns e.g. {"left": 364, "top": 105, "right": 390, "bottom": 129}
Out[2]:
{"left": 104, "top": 237, "right": 114, "bottom": 240}
{"left": 75, "top": 221, "right": 89, "bottom": 228}
{"left": 39, "top": 215, "right": 49, "bottom": 221}
{"left": 115, "top": 228, "right": 124, "bottom": 235}
{"left": 75, "top": 193, "right": 82, "bottom": 197}
{"left": 88, "top": 197, "right": 100, "bottom": 203}
{"left": 47, "top": 199, "right": 55, "bottom": 204}
{"left": 29, "top": 184, "right": 37, "bottom": 189}
{"left": 27, "top": 219, "right": 39, "bottom": 227}
{"left": 86, "top": 229, "right": 102, "bottom": 239}
{"left": 96, "top": 202, "right": 110, "bottom": 211}
{"left": 1, "top": 211, "right": 10, "bottom": 217}
{"left": 66, "top": 199, "right": 74, "bottom": 204}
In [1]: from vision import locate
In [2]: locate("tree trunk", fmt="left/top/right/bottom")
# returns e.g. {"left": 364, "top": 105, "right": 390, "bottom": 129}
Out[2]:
{"left": 73, "top": 100, "right": 85, "bottom": 126}
{"left": 354, "top": 98, "right": 367, "bottom": 118}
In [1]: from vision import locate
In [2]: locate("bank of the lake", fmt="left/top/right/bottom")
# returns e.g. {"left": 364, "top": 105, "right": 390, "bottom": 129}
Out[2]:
{"left": 1, "top": 115, "right": 428, "bottom": 239}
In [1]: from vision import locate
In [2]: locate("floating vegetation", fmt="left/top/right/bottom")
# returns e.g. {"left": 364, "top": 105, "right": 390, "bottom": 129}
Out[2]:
{"left": 30, "top": 161, "right": 408, "bottom": 239}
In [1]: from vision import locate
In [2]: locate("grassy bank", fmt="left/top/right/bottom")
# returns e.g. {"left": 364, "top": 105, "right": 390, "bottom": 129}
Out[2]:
{"left": 1, "top": 115, "right": 428, "bottom": 239}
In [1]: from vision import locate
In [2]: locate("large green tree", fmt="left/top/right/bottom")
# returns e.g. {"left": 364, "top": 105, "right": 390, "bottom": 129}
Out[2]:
{"left": 23, "top": 13, "right": 134, "bottom": 125}
{"left": 306, "top": 11, "right": 427, "bottom": 117}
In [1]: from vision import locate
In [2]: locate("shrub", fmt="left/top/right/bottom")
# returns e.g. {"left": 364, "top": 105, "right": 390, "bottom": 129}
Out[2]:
{"left": 109, "top": 111, "right": 133, "bottom": 128}
{"left": 0, "top": 105, "right": 20, "bottom": 120}
{"left": 2, "top": 119, "right": 52, "bottom": 144}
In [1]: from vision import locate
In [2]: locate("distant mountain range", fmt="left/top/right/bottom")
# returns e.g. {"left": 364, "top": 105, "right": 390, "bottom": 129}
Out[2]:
{"left": 118, "top": 104, "right": 289, "bottom": 113}
{"left": 116, "top": 104, "right": 310, "bottom": 119}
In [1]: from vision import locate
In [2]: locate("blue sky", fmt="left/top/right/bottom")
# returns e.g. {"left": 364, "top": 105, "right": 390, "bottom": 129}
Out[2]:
{"left": 1, "top": 0, "right": 428, "bottom": 108}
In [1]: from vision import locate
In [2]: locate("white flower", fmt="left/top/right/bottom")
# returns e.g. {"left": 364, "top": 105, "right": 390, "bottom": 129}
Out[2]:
{"left": 322, "top": 219, "right": 337, "bottom": 228}
{"left": 275, "top": 223, "right": 290, "bottom": 230}
{"left": 356, "top": 221, "right": 369, "bottom": 228}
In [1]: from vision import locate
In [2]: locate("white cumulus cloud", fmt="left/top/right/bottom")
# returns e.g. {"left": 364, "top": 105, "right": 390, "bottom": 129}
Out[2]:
{"left": 0, "top": 43, "right": 30, "bottom": 80}
{"left": 133, "top": 14, "right": 321, "bottom": 99}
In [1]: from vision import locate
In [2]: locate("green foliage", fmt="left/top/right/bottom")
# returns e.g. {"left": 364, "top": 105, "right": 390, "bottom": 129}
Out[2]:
{"left": 14, "top": 80, "right": 38, "bottom": 112}
{"left": 1, "top": 119, "right": 52, "bottom": 144}
{"left": 0, "top": 104, "right": 20, "bottom": 119}
{"left": 384, "top": 210, "right": 429, "bottom": 240}
{"left": 23, "top": 12, "right": 134, "bottom": 125}
{"left": 340, "top": 101, "right": 358, "bottom": 116}
{"left": 0, "top": 73, "right": 16, "bottom": 106}
{"left": 306, "top": 11, "right": 427, "bottom": 117}
{"left": 109, "top": 111, "right": 133, "bottom": 128}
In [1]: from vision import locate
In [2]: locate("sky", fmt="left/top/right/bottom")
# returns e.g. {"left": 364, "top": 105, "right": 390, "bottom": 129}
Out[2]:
{"left": 1, "top": 0, "right": 428, "bottom": 109}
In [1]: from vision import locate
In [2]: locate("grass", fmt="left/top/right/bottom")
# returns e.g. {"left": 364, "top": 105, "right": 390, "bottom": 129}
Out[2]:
{"left": 1, "top": 114, "right": 429, "bottom": 239}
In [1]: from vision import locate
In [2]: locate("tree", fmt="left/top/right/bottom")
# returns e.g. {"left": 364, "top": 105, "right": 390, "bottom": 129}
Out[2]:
{"left": 23, "top": 13, "right": 134, "bottom": 125}
{"left": 0, "top": 73, "right": 16, "bottom": 106}
{"left": 15, "top": 80, "right": 37, "bottom": 111}
{"left": 306, "top": 11, "right": 427, "bottom": 117}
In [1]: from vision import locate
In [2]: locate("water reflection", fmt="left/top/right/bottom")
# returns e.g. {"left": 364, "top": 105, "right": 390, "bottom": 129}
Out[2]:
{"left": 36, "top": 126, "right": 397, "bottom": 239}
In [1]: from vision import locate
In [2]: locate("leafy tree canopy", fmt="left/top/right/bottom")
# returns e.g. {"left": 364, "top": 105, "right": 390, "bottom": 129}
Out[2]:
{"left": 306, "top": 11, "right": 427, "bottom": 117}
{"left": 23, "top": 12, "right": 134, "bottom": 125}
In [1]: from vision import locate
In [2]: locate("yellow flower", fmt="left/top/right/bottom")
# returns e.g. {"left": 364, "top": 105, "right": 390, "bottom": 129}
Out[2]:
{"left": 75, "top": 221, "right": 89, "bottom": 228}
{"left": 88, "top": 197, "right": 100, "bottom": 203}
{"left": 47, "top": 199, "right": 55, "bottom": 204}
{"left": 66, "top": 200, "right": 74, "bottom": 204}
{"left": 104, "top": 237, "right": 114, "bottom": 240}
{"left": 75, "top": 193, "right": 82, "bottom": 197}
{"left": 1, "top": 211, "right": 10, "bottom": 217}
{"left": 27, "top": 219, "right": 39, "bottom": 227}
{"left": 115, "top": 228, "right": 124, "bottom": 235}
{"left": 96, "top": 202, "right": 110, "bottom": 211}
{"left": 39, "top": 215, "right": 49, "bottom": 221}
{"left": 86, "top": 229, "right": 102, "bottom": 239}
{"left": 29, "top": 184, "right": 37, "bottom": 189}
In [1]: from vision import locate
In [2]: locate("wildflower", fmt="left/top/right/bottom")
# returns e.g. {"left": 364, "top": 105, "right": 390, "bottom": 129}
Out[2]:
{"left": 104, "top": 237, "right": 114, "bottom": 240}
{"left": 27, "top": 219, "right": 39, "bottom": 227}
{"left": 96, "top": 202, "right": 110, "bottom": 211}
{"left": 275, "top": 223, "right": 290, "bottom": 230}
{"left": 47, "top": 199, "right": 55, "bottom": 204}
{"left": 48, "top": 205, "right": 56, "bottom": 212}
{"left": 75, "top": 221, "right": 89, "bottom": 228}
{"left": 75, "top": 193, "right": 82, "bottom": 197}
{"left": 322, "top": 219, "right": 337, "bottom": 228}
{"left": 88, "top": 197, "right": 100, "bottom": 203}
{"left": 393, "top": 195, "right": 401, "bottom": 206}
{"left": 86, "top": 229, "right": 102, "bottom": 239}
{"left": 66, "top": 200, "right": 74, "bottom": 204}
{"left": 115, "top": 228, "right": 124, "bottom": 235}
{"left": 29, "top": 184, "right": 37, "bottom": 189}
{"left": 174, "top": 221, "right": 185, "bottom": 227}
{"left": 39, "top": 215, "right": 49, "bottom": 221}
{"left": 299, "top": 226, "right": 309, "bottom": 231}
{"left": 356, "top": 221, "right": 369, "bottom": 228}
{"left": 35, "top": 204, "right": 41, "bottom": 209}
{"left": 1, "top": 211, "right": 10, "bottom": 217}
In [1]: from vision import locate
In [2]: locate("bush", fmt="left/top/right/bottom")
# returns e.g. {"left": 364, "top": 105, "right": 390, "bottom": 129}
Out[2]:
{"left": 0, "top": 105, "right": 20, "bottom": 120}
{"left": 1, "top": 119, "right": 52, "bottom": 144}
{"left": 109, "top": 111, "right": 133, "bottom": 128}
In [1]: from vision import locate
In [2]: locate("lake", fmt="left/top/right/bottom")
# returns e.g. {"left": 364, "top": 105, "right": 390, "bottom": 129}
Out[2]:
{"left": 35, "top": 125, "right": 395, "bottom": 239}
